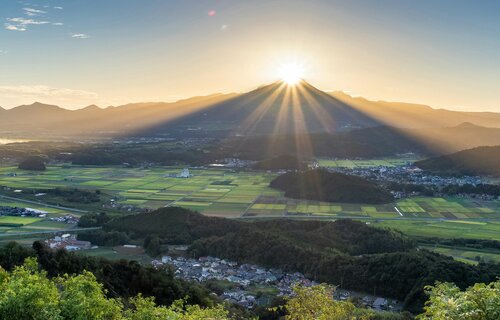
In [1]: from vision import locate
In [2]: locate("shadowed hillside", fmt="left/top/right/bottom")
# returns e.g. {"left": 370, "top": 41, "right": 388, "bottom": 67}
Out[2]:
{"left": 3, "top": 81, "right": 500, "bottom": 139}
{"left": 416, "top": 145, "right": 500, "bottom": 177}
{"left": 269, "top": 169, "right": 394, "bottom": 204}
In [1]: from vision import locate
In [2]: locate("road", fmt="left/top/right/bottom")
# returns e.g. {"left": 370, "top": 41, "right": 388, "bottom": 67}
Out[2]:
{"left": 0, "top": 227, "right": 101, "bottom": 238}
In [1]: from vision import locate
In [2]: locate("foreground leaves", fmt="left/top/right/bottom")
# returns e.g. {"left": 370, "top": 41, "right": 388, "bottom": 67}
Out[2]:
{"left": 0, "top": 258, "right": 228, "bottom": 320}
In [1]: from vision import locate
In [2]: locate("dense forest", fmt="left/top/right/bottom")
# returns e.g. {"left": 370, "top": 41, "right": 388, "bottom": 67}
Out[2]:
{"left": 102, "top": 207, "right": 500, "bottom": 313}
{"left": 416, "top": 145, "right": 500, "bottom": 177}
{"left": 270, "top": 169, "right": 394, "bottom": 204}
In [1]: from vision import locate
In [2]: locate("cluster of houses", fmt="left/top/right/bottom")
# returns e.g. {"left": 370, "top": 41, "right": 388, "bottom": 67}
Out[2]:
{"left": 0, "top": 206, "right": 47, "bottom": 218}
{"left": 152, "top": 256, "right": 316, "bottom": 308}
{"left": 335, "top": 290, "right": 402, "bottom": 312}
{"left": 49, "top": 214, "right": 80, "bottom": 224}
{"left": 45, "top": 234, "right": 92, "bottom": 251}
{"left": 329, "top": 164, "right": 492, "bottom": 198}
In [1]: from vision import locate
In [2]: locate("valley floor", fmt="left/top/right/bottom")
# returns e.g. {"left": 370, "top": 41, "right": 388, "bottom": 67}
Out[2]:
{"left": 1, "top": 163, "right": 499, "bottom": 262}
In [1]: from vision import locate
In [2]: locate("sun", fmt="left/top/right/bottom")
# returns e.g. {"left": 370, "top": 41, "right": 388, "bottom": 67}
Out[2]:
{"left": 278, "top": 62, "right": 304, "bottom": 85}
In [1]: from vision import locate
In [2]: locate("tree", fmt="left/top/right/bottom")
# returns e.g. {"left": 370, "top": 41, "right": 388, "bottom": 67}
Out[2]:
{"left": 284, "top": 285, "right": 356, "bottom": 320}
{"left": 0, "top": 258, "right": 61, "bottom": 320}
{"left": 18, "top": 156, "right": 46, "bottom": 171}
{"left": 418, "top": 280, "right": 500, "bottom": 320}
{"left": 57, "top": 271, "right": 123, "bottom": 320}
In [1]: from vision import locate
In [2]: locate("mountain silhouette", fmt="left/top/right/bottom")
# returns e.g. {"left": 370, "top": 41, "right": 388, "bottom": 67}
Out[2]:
{"left": 2, "top": 80, "right": 500, "bottom": 138}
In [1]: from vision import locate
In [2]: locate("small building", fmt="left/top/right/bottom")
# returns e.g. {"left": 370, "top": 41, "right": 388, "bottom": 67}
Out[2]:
{"left": 177, "top": 168, "right": 191, "bottom": 178}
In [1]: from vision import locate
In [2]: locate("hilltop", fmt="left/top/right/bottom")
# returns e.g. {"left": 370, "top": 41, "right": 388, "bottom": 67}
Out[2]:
{"left": 416, "top": 145, "right": 500, "bottom": 177}
{"left": 269, "top": 169, "right": 393, "bottom": 204}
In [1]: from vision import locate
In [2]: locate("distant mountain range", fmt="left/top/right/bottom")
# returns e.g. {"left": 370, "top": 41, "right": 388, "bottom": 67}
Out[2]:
{"left": 2, "top": 80, "right": 500, "bottom": 138}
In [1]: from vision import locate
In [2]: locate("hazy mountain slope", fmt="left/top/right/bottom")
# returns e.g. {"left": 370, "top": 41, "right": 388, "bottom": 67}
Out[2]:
{"left": 217, "top": 124, "right": 500, "bottom": 159}
{"left": 416, "top": 145, "right": 500, "bottom": 177}
{"left": 2, "top": 81, "right": 500, "bottom": 137}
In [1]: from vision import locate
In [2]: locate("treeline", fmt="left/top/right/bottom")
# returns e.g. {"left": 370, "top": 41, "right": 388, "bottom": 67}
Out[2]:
{"left": 30, "top": 188, "right": 101, "bottom": 203}
{"left": 418, "top": 237, "right": 500, "bottom": 251}
{"left": 440, "top": 183, "right": 500, "bottom": 196}
{"left": 387, "top": 182, "right": 500, "bottom": 197}
{"left": 102, "top": 207, "right": 500, "bottom": 312}
{"left": 270, "top": 169, "right": 394, "bottom": 204}
{"left": 59, "top": 144, "right": 216, "bottom": 166}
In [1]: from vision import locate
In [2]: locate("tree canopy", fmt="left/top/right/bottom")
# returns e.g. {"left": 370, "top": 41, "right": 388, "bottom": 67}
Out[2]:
{"left": 0, "top": 257, "right": 228, "bottom": 320}
{"left": 418, "top": 280, "right": 500, "bottom": 320}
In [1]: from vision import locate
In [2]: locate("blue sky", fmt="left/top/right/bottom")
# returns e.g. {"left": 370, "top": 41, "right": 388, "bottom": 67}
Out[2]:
{"left": 1, "top": 0, "right": 500, "bottom": 110}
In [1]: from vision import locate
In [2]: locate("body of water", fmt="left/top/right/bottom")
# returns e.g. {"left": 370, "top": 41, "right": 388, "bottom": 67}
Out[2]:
{"left": 0, "top": 138, "right": 31, "bottom": 145}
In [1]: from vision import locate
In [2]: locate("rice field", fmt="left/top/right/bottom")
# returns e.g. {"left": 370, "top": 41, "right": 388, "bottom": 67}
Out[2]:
{"left": 316, "top": 157, "right": 418, "bottom": 168}
{"left": 1, "top": 164, "right": 500, "bottom": 241}
{"left": 1, "top": 165, "right": 499, "bottom": 220}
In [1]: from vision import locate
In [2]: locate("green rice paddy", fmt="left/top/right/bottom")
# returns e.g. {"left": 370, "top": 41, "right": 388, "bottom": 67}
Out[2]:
{"left": 1, "top": 164, "right": 500, "bottom": 245}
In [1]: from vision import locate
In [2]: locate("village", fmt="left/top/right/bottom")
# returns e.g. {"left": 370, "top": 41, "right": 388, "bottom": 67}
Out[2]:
{"left": 151, "top": 255, "right": 401, "bottom": 311}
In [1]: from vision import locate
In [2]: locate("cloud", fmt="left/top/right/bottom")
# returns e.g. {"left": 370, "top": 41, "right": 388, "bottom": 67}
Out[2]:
{"left": 5, "top": 5, "right": 61, "bottom": 32}
{"left": 23, "top": 8, "right": 47, "bottom": 16}
{"left": 4, "top": 24, "right": 26, "bottom": 31}
{"left": 5, "top": 17, "right": 50, "bottom": 31}
{"left": 72, "top": 33, "right": 90, "bottom": 39}
{"left": 7, "top": 17, "right": 50, "bottom": 25}
{"left": 0, "top": 85, "right": 98, "bottom": 99}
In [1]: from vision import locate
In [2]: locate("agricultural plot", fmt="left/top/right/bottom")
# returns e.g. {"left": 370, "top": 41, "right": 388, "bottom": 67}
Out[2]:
{"left": 317, "top": 157, "right": 417, "bottom": 168}
{"left": 421, "top": 245, "right": 500, "bottom": 264}
{"left": 372, "top": 220, "right": 500, "bottom": 241}
{"left": 1, "top": 165, "right": 499, "bottom": 222}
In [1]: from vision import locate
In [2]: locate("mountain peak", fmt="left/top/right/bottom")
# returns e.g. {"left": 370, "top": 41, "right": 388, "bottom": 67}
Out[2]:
{"left": 454, "top": 122, "right": 484, "bottom": 129}
{"left": 79, "top": 104, "right": 102, "bottom": 111}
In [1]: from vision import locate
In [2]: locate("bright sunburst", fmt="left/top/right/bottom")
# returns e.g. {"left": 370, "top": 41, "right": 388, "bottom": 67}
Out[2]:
{"left": 278, "top": 63, "right": 304, "bottom": 85}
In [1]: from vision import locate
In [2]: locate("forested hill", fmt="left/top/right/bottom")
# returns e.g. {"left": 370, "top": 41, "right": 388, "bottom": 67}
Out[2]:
{"left": 416, "top": 145, "right": 500, "bottom": 177}
{"left": 103, "top": 207, "right": 500, "bottom": 313}
{"left": 269, "top": 169, "right": 394, "bottom": 204}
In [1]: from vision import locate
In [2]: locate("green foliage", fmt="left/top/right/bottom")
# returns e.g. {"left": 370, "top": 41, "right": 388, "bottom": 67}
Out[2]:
{"left": 284, "top": 285, "right": 356, "bottom": 320}
{"left": 270, "top": 169, "right": 393, "bottom": 204}
{"left": 78, "top": 212, "right": 112, "bottom": 228}
{"left": 57, "top": 272, "right": 123, "bottom": 320}
{"left": 0, "top": 258, "right": 61, "bottom": 320}
{"left": 0, "top": 258, "right": 229, "bottom": 320}
{"left": 418, "top": 280, "right": 500, "bottom": 320}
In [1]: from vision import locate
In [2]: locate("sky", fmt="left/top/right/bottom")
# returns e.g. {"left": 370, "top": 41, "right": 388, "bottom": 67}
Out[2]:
{"left": 1, "top": 0, "right": 500, "bottom": 111}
